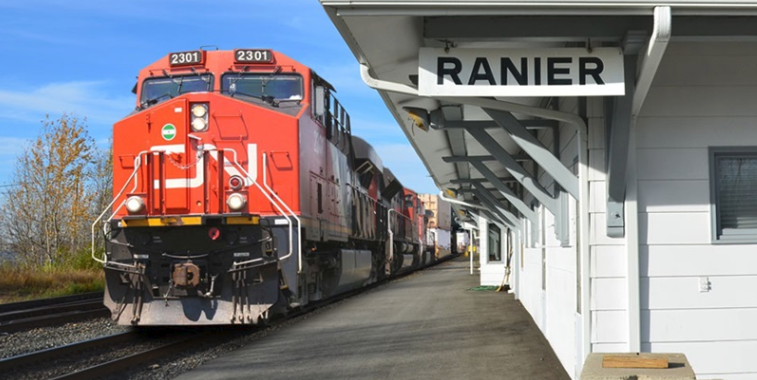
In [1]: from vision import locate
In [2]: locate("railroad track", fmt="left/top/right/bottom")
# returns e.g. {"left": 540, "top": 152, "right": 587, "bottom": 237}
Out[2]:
{"left": 0, "top": 328, "right": 206, "bottom": 380}
{"left": 0, "top": 255, "right": 459, "bottom": 379}
{"left": 0, "top": 292, "right": 108, "bottom": 333}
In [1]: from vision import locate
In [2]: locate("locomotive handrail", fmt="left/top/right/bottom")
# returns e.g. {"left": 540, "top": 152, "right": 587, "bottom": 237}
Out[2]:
{"left": 222, "top": 148, "right": 297, "bottom": 272}
{"left": 91, "top": 151, "right": 148, "bottom": 264}
{"left": 386, "top": 206, "right": 415, "bottom": 268}
{"left": 387, "top": 209, "right": 395, "bottom": 265}
{"left": 262, "top": 152, "right": 302, "bottom": 274}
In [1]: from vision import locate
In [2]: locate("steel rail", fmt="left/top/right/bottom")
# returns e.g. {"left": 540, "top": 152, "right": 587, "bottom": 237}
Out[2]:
{"left": 48, "top": 333, "right": 202, "bottom": 380}
{"left": 0, "top": 299, "right": 103, "bottom": 320}
{"left": 0, "top": 292, "right": 103, "bottom": 313}
{"left": 0, "top": 331, "right": 139, "bottom": 372}
{"left": 0, "top": 293, "right": 108, "bottom": 333}
{"left": 0, "top": 308, "right": 109, "bottom": 333}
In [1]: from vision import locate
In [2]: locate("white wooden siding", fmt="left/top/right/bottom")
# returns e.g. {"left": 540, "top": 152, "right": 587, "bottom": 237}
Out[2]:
{"left": 638, "top": 180, "right": 709, "bottom": 213}
{"left": 592, "top": 310, "right": 626, "bottom": 343}
{"left": 591, "top": 245, "right": 626, "bottom": 278}
{"left": 637, "top": 118, "right": 757, "bottom": 149}
{"left": 642, "top": 245, "right": 757, "bottom": 277}
{"left": 642, "top": 341, "right": 757, "bottom": 377}
{"left": 642, "top": 276, "right": 757, "bottom": 310}
{"left": 639, "top": 213, "right": 711, "bottom": 245}
{"left": 636, "top": 148, "right": 708, "bottom": 181}
{"left": 591, "top": 278, "right": 626, "bottom": 311}
{"left": 635, "top": 41, "right": 757, "bottom": 380}
{"left": 514, "top": 96, "right": 583, "bottom": 378}
{"left": 591, "top": 343, "right": 627, "bottom": 353}
{"left": 642, "top": 309, "right": 757, "bottom": 342}
{"left": 586, "top": 97, "right": 627, "bottom": 355}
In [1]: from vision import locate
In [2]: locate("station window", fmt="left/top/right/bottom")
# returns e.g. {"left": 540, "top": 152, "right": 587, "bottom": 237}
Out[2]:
{"left": 488, "top": 223, "right": 502, "bottom": 263}
{"left": 710, "top": 148, "right": 757, "bottom": 243}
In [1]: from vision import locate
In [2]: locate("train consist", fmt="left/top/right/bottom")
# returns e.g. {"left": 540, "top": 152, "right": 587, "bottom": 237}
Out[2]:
{"left": 93, "top": 49, "right": 445, "bottom": 325}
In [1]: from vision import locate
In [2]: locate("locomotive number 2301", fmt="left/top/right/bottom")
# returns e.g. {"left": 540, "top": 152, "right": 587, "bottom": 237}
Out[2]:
{"left": 169, "top": 51, "right": 204, "bottom": 66}
{"left": 235, "top": 49, "right": 273, "bottom": 63}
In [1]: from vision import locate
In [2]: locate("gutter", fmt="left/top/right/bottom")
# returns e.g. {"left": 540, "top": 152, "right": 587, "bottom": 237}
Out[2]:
{"left": 626, "top": 6, "right": 671, "bottom": 352}
{"left": 325, "top": 1, "right": 757, "bottom": 17}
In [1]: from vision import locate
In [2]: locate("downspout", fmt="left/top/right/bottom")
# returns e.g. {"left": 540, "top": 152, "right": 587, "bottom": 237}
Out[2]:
{"left": 626, "top": 6, "right": 671, "bottom": 352}
{"left": 369, "top": 64, "right": 592, "bottom": 362}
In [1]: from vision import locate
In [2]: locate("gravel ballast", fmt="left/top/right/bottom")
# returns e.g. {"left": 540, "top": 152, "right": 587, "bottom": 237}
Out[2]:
{"left": 0, "top": 318, "right": 131, "bottom": 359}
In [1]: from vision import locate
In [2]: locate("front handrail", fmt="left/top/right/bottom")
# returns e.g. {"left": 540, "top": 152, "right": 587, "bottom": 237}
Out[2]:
{"left": 91, "top": 151, "right": 148, "bottom": 264}
{"left": 91, "top": 147, "right": 299, "bottom": 272}
{"left": 262, "top": 152, "right": 302, "bottom": 274}
{"left": 222, "top": 148, "right": 296, "bottom": 270}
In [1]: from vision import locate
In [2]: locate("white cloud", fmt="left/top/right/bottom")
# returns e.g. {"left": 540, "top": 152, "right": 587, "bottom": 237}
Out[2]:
{"left": 0, "top": 81, "right": 133, "bottom": 129}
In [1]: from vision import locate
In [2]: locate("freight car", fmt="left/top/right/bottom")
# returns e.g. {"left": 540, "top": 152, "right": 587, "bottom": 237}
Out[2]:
{"left": 92, "top": 49, "right": 431, "bottom": 325}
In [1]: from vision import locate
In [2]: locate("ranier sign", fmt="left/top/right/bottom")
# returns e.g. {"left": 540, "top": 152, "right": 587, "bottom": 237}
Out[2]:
{"left": 418, "top": 47, "right": 624, "bottom": 97}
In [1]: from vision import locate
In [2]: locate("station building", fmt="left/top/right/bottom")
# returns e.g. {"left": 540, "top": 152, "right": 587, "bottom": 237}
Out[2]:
{"left": 318, "top": 1, "right": 757, "bottom": 379}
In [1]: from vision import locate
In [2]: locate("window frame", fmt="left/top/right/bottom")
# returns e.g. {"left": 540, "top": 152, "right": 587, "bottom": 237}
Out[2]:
{"left": 220, "top": 72, "right": 304, "bottom": 102}
{"left": 709, "top": 146, "right": 757, "bottom": 244}
{"left": 487, "top": 222, "right": 504, "bottom": 263}
{"left": 139, "top": 74, "right": 214, "bottom": 108}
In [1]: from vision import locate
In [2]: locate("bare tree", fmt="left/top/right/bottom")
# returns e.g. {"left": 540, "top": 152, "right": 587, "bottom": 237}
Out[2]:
{"left": 89, "top": 140, "right": 113, "bottom": 254}
{"left": 0, "top": 114, "right": 95, "bottom": 268}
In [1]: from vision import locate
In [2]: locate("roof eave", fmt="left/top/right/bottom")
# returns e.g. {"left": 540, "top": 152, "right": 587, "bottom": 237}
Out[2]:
{"left": 320, "top": 1, "right": 757, "bottom": 16}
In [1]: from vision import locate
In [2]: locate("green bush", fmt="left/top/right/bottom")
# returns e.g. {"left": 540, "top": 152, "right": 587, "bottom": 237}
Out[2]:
{"left": 69, "top": 248, "right": 103, "bottom": 271}
{"left": 0, "top": 256, "right": 104, "bottom": 302}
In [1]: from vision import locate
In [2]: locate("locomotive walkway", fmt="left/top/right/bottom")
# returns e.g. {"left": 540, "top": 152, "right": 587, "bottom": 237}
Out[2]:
{"left": 177, "top": 257, "right": 570, "bottom": 380}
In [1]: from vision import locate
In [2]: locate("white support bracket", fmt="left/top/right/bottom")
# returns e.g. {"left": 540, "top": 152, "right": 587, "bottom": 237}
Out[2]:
{"left": 470, "top": 184, "right": 521, "bottom": 230}
{"left": 483, "top": 108, "right": 580, "bottom": 199}
{"left": 449, "top": 173, "right": 538, "bottom": 228}
{"left": 463, "top": 128, "right": 560, "bottom": 215}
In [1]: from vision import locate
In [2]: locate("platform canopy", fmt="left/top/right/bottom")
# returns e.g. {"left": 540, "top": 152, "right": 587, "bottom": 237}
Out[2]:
{"left": 319, "top": 0, "right": 757, "bottom": 232}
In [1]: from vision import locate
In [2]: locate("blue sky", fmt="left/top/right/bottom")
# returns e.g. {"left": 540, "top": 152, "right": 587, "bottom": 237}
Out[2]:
{"left": 0, "top": 0, "right": 436, "bottom": 194}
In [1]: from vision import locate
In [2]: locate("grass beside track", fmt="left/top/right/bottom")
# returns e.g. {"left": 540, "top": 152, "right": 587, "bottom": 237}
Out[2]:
{"left": 0, "top": 266, "right": 104, "bottom": 303}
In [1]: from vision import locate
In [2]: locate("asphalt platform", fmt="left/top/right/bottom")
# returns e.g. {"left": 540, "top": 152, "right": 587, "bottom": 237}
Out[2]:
{"left": 176, "top": 256, "right": 571, "bottom": 380}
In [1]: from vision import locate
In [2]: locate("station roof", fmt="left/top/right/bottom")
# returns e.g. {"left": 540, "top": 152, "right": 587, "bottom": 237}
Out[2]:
{"left": 320, "top": 0, "right": 757, "bottom": 228}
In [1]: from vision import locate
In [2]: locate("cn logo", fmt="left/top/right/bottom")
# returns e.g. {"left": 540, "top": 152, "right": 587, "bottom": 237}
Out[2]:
{"left": 161, "top": 124, "right": 177, "bottom": 141}
{"left": 150, "top": 144, "right": 257, "bottom": 189}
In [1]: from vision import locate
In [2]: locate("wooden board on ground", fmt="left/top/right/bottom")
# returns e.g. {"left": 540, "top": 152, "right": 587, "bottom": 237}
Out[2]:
{"left": 602, "top": 354, "right": 669, "bottom": 369}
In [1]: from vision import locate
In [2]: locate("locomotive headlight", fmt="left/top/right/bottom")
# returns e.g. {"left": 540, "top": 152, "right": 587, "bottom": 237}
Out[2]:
{"left": 227, "top": 193, "right": 246, "bottom": 211}
{"left": 191, "top": 103, "right": 207, "bottom": 118}
{"left": 191, "top": 117, "right": 207, "bottom": 132}
{"left": 126, "top": 196, "right": 145, "bottom": 213}
{"left": 190, "top": 103, "right": 209, "bottom": 132}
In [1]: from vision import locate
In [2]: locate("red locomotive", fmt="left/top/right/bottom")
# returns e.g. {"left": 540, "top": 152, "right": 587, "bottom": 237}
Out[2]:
{"left": 93, "top": 49, "right": 432, "bottom": 325}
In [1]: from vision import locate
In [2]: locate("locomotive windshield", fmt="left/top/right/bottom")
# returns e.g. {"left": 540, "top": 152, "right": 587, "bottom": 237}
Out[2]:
{"left": 140, "top": 74, "right": 213, "bottom": 108}
{"left": 221, "top": 73, "right": 303, "bottom": 106}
